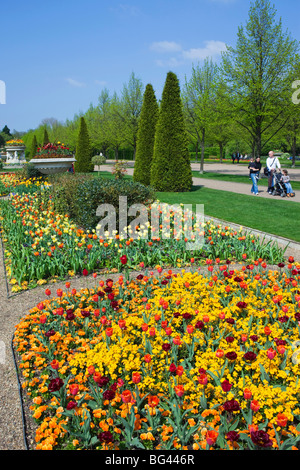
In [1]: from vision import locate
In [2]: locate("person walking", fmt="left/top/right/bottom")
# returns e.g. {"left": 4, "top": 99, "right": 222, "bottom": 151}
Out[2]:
{"left": 266, "top": 151, "right": 281, "bottom": 194}
{"left": 248, "top": 157, "right": 261, "bottom": 195}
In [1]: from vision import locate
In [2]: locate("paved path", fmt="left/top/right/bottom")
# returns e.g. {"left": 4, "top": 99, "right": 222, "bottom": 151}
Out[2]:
{"left": 101, "top": 162, "right": 300, "bottom": 203}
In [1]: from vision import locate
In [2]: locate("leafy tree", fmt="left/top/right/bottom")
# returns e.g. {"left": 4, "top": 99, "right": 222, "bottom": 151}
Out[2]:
{"left": 133, "top": 83, "right": 159, "bottom": 185}
{"left": 182, "top": 58, "right": 219, "bottom": 173}
{"left": 150, "top": 72, "right": 192, "bottom": 192}
{"left": 75, "top": 117, "right": 92, "bottom": 172}
{"left": 120, "top": 72, "right": 144, "bottom": 159}
{"left": 106, "top": 93, "right": 126, "bottom": 160}
{"left": 222, "top": 0, "right": 299, "bottom": 157}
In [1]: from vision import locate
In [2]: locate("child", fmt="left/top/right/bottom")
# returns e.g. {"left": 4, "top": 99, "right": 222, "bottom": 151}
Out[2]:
{"left": 281, "top": 170, "right": 294, "bottom": 197}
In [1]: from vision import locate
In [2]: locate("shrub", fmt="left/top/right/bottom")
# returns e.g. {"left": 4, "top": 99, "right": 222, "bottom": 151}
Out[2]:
{"left": 91, "top": 154, "right": 106, "bottom": 167}
{"left": 150, "top": 72, "right": 192, "bottom": 192}
{"left": 72, "top": 177, "right": 156, "bottom": 231}
{"left": 111, "top": 161, "right": 128, "bottom": 179}
{"left": 75, "top": 117, "right": 93, "bottom": 173}
{"left": 49, "top": 172, "right": 93, "bottom": 217}
{"left": 133, "top": 83, "right": 159, "bottom": 186}
{"left": 20, "top": 162, "right": 43, "bottom": 180}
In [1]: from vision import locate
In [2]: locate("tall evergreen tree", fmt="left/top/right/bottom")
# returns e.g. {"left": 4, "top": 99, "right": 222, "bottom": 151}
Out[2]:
{"left": 43, "top": 128, "right": 49, "bottom": 146}
{"left": 133, "top": 83, "right": 159, "bottom": 186}
{"left": 30, "top": 134, "right": 38, "bottom": 159}
{"left": 150, "top": 72, "right": 192, "bottom": 192}
{"left": 75, "top": 117, "right": 92, "bottom": 172}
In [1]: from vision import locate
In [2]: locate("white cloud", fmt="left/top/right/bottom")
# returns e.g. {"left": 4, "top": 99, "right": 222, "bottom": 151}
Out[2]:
{"left": 65, "top": 78, "right": 85, "bottom": 87}
{"left": 155, "top": 57, "right": 184, "bottom": 68}
{"left": 94, "top": 80, "right": 107, "bottom": 86}
{"left": 182, "top": 40, "right": 227, "bottom": 60}
{"left": 150, "top": 41, "right": 182, "bottom": 54}
{"left": 150, "top": 39, "right": 227, "bottom": 67}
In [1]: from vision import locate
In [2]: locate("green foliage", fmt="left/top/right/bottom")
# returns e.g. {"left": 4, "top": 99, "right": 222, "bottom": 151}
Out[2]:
{"left": 20, "top": 162, "right": 43, "bottom": 180}
{"left": 133, "top": 83, "right": 159, "bottom": 186}
{"left": 30, "top": 135, "right": 38, "bottom": 159}
{"left": 72, "top": 177, "right": 156, "bottom": 231}
{"left": 49, "top": 173, "right": 94, "bottom": 218}
{"left": 43, "top": 128, "right": 50, "bottom": 146}
{"left": 111, "top": 160, "right": 128, "bottom": 179}
{"left": 75, "top": 117, "right": 92, "bottom": 173}
{"left": 91, "top": 154, "right": 106, "bottom": 166}
{"left": 150, "top": 72, "right": 192, "bottom": 192}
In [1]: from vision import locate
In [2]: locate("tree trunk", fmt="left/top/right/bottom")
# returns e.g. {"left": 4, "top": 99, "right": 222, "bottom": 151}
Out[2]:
{"left": 195, "top": 139, "right": 199, "bottom": 162}
{"left": 219, "top": 142, "right": 223, "bottom": 163}
{"left": 199, "top": 129, "right": 205, "bottom": 174}
{"left": 292, "top": 135, "right": 296, "bottom": 168}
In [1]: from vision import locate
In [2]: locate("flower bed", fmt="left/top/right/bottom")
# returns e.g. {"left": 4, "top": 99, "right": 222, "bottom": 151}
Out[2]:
{"left": 0, "top": 189, "right": 288, "bottom": 292}
{"left": 5, "top": 139, "right": 25, "bottom": 147}
{"left": 31, "top": 142, "right": 73, "bottom": 159}
{"left": 0, "top": 174, "right": 48, "bottom": 197}
{"left": 13, "top": 263, "right": 300, "bottom": 450}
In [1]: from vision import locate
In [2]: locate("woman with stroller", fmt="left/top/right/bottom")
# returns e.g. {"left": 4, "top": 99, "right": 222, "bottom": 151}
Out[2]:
{"left": 266, "top": 151, "right": 281, "bottom": 194}
{"left": 248, "top": 156, "right": 261, "bottom": 195}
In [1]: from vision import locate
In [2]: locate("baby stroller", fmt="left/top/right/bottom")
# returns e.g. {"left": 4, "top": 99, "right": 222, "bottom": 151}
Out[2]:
{"left": 272, "top": 171, "right": 287, "bottom": 197}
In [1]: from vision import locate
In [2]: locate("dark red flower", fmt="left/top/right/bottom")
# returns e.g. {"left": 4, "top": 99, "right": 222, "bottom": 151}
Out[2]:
{"left": 226, "top": 431, "right": 240, "bottom": 442}
{"left": 237, "top": 301, "right": 247, "bottom": 309}
{"left": 66, "top": 400, "right": 77, "bottom": 410}
{"left": 250, "top": 430, "right": 273, "bottom": 448}
{"left": 225, "top": 336, "right": 235, "bottom": 343}
{"left": 162, "top": 343, "right": 171, "bottom": 351}
{"left": 98, "top": 431, "right": 113, "bottom": 443}
{"left": 195, "top": 321, "right": 204, "bottom": 330}
{"left": 45, "top": 329, "right": 55, "bottom": 337}
{"left": 223, "top": 399, "right": 240, "bottom": 412}
{"left": 120, "top": 255, "right": 127, "bottom": 265}
{"left": 169, "top": 363, "right": 177, "bottom": 374}
{"left": 98, "top": 376, "right": 110, "bottom": 387}
{"left": 182, "top": 312, "right": 192, "bottom": 320}
{"left": 48, "top": 377, "right": 64, "bottom": 392}
{"left": 81, "top": 310, "right": 90, "bottom": 318}
{"left": 82, "top": 268, "right": 89, "bottom": 276}
{"left": 103, "top": 389, "right": 115, "bottom": 401}
{"left": 221, "top": 379, "right": 232, "bottom": 392}
{"left": 243, "top": 351, "right": 257, "bottom": 362}
{"left": 110, "top": 300, "right": 119, "bottom": 310}
{"left": 225, "top": 351, "right": 237, "bottom": 361}
{"left": 66, "top": 309, "right": 75, "bottom": 320}
{"left": 278, "top": 316, "right": 289, "bottom": 323}
{"left": 226, "top": 318, "right": 235, "bottom": 325}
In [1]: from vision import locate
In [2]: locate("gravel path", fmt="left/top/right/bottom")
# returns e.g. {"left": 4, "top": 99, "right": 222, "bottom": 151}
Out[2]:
{"left": 0, "top": 162, "right": 299, "bottom": 450}
{"left": 102, "top": 161, "right": 300, "bottom": 202}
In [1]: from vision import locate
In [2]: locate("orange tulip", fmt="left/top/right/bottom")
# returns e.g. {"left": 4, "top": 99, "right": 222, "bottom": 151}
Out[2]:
{"left": 276, "top": 413, "right": 288, "bottom": 427}
{"left": 121, "top": 390, "right": 132, "bottom": 403}
{"left": 206, "top": 430, "right": 218, "bottom": 446}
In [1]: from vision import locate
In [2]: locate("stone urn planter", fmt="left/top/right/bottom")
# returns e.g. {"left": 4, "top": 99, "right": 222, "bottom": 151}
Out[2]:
{"left": 30, "top": 142, "right": 75, "bottom": 174}
{"left": 31, "top": 157, "right": 76, "bottom": 175}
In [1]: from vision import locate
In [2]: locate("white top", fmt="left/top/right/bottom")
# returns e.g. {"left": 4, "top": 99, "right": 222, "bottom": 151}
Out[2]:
{"left": 266, "top": 156, "right": 281, "bottom": 170}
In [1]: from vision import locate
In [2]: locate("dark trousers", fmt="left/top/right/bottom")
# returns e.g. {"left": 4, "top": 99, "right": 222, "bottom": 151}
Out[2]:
{"left": 268, "top": 170, "right": 274, "bottom": 191}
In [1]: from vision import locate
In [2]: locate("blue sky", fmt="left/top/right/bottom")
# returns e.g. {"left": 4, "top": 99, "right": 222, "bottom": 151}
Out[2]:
{"left": 1, "top": 0, "right": 300, "bottom": 132}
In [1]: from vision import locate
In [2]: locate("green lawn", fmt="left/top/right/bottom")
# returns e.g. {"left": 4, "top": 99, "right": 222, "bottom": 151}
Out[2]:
{"left": 191, "top": 171, "right": 300, "bottom": 191}
{"left": 95, "top": 170, "right": 300, "bottom": 242}
{"left": 156, "top": 186, "right": 300, "bottom": 242}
